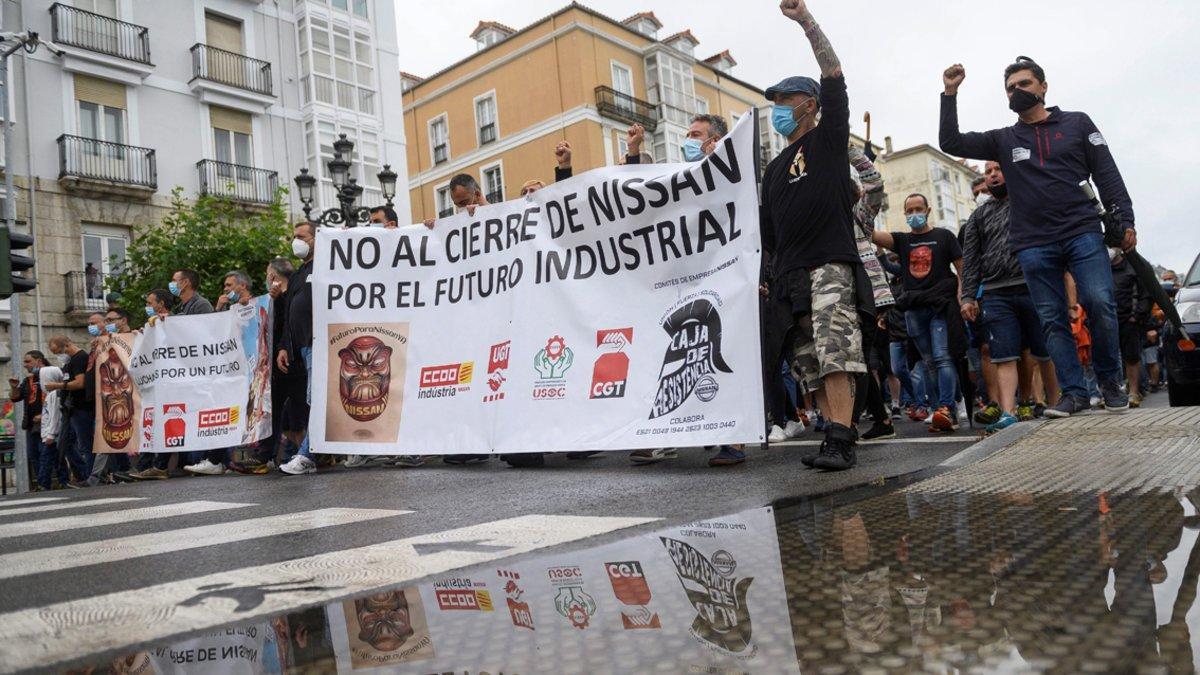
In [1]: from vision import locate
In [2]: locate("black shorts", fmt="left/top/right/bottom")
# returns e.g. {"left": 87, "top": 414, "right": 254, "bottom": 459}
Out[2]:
{"left": 1119, "top": 322, "right": 1143, "bottom": 365}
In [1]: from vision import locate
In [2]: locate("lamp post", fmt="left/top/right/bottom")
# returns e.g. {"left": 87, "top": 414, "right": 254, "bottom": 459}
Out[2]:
{"left": 292, "top": 134, "right": 399, "bottom": 227}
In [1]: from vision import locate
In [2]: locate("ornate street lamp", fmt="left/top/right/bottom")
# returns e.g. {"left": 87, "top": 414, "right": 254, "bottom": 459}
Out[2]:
{"left": 292, "top": 134, "right": 398, "bottom": 227}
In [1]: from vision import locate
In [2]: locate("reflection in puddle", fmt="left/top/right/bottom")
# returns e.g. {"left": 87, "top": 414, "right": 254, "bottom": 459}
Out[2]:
{"left": 74, "top": 482, "right": 1200, "bottom": 673}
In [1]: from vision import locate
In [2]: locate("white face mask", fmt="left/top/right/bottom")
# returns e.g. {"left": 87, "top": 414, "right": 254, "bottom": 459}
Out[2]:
{"left": 292, "top": 238, "right": 312, "bottom": 259}
{"left": 975, "top": 193, "right": 991, "bottom": 206}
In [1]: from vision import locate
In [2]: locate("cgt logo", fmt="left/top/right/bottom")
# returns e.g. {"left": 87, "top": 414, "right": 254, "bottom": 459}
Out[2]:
{"left": 162, "top": 403, "right": 186, "bottom": 448}
{"left": 591, "top": 328, "right": 632, "bottom": 400}
{"left": 198, "top": 406, "right": 240, "bottom": 429}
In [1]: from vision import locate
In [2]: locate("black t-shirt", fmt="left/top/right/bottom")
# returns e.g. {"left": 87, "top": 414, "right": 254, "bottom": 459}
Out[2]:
{"left": 891, "top": 228, "right": 962, "bottom": 295}
{"left": 761, "top": 75, "right": 859, "bottom": 275}
{"left": 63, "top": 350, "right": 90, "bottom": 411}
{"left": 13, "top": 376, "right": 43, "bottom": 430}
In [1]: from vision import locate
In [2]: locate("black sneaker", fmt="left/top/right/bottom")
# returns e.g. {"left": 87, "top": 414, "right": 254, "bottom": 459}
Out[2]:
{"left": 861, "top": 421, "right": 896, "bottom": 441}
{"left": 1044, "top": 395, "right": 1090, "bottom": 419}
{"left": 801, "top": 439, "right": 825, "bottom": 468}
{"left": 1100, "top": 381, "right": 1130, "bottom": 412}
{"left": 814, "top": 435, "right": 857, "bottom": 471}
{"left": 502, "top": 453, "right": 545, "bottom": 468}
{"left": 443, "top": 454, "right": 490, "bottom": 465}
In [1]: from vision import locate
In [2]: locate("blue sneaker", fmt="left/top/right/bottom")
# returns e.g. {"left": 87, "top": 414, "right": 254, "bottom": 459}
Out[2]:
{"left": 985, "top": 412, "right": 1018, "bottom": 434}
{"left": 708, "top": 445, "right": 747, "bottom": 467}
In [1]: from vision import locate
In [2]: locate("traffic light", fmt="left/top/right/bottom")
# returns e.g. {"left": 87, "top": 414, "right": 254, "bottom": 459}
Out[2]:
{"left": 0, "top": 227, "right": 36, "bottom": 300}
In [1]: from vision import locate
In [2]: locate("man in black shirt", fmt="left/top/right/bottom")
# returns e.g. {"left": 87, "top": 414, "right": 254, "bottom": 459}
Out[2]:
{"left": 873, "top": 194, "right": 964, "bottom": 433}
{"left": 761, "top": 0, "right": 864, "bottom": 471}
{"left": 44, "top": 335, "right": 94, "bottom": 484}
{"left": 9, "top": 350, "right": 59, "bottom": 490}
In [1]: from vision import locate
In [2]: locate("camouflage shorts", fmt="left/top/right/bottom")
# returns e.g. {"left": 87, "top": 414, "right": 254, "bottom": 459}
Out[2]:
{"left": 789, "top": 263, "right": 867, "bottom": 391}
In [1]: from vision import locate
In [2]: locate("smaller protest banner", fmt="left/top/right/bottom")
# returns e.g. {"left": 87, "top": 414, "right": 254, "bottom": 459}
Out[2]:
{"left": 93, "top": 333, "right": 140, "bottom": 454}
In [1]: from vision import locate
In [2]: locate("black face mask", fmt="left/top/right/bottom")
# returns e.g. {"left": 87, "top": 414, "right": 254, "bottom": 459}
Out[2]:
{"left": 988, "top": 182, "right": 1009, "bottom": 200}
{"left": 1008, "top": 87, "right": 1042, "bottom": 114}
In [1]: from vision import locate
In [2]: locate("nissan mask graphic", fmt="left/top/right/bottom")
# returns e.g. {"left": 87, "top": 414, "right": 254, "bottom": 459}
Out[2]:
{"left": 98, "top": 346, "right": 135, "bottom": 449}
{"left": 325, "top": 323, "right": 409, "bottom": 443}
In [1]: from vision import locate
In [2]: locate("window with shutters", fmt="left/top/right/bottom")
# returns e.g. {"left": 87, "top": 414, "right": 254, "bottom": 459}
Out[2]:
{"left": 482, "top": 163, "right": 504, "bottom": 204}
{"left": 474, "top": 92, "right": 497, "bottom": 146}
{"left": 205, "top": 12, "right": 243, "bottom": 53}
{"left": 210, "top": 106, "right": 253, "bottom": 187}
{"left": 429, "top": 115, "right": 449, "bottom": 164}
{"left": 435, "top": 185, "right": 454, "bottom": 218}
{"left": 82, "top": 224, "right": 129, "bottom": 302}
{"left": 74, "top": 74, "right": 127, "bottom": 158}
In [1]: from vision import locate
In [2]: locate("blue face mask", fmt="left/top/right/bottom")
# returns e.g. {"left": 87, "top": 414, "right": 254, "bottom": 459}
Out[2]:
{"left": 145, "top": 306, "right": 156, "bottom": 318}
{"left": 168, "top": 281, "right": 181, "bottom": 297}
{"left": 771, "top": 104, "right": 799, "bottom": 137}
{"left": 906, "top": 214, "right": 929, "bottom": 230}
{"left": 682, "top": 138, "right": 705, "bottom": 163}
{"left": 87, "top": 324, "right": 102, "bottom": 337}
{"left": 227, "top": 290, "right": 240, "bottom": 302}
{"left": 105, "top": 323, "right": 118, "bottom": 334}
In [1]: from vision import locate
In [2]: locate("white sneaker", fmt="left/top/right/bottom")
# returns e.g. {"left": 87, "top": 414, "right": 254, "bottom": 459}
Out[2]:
{"left": 956, "top": 401, "right": 969, "bottom": 421}
{"left": 280, "top": 455, "right": 317, "bottom": 475}
{"left": 629, "top": 448, "right": 678, "bottom": 465}
{"left": 783, "top": 419, "right": 805, "bottom": 439}
{"left": 768, "top": 425, "right": 787, "bottom": 443}
{"left": 344, "top": 454, "right": 390, "bottom": 469}
{"left": 184, "top": 459, "right": 226, "bottom": 476}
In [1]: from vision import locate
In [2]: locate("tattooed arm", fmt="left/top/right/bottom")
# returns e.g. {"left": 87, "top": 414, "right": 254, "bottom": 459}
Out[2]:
{"left": 779, "top": 0, "right": 842, "bottom": 78}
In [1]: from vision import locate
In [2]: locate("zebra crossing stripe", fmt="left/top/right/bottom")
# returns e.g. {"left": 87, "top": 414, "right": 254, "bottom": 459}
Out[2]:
{"left": 0, "top": 514, "right": 658, "bottom": 673}
{"left": 0, "top": 508, "right": 411, "bottom": 580}
{"left": 0, "top": 497, "right": 145, "bottom": 518}
{"left": 0, "top": 497, "right": 69, "bottom": 508}
{"left": 0, "top": 500, "right": 254, "bottom": 540}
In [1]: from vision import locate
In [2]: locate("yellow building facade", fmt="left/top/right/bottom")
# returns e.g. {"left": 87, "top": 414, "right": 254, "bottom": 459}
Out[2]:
{"left": 401, "top": 4, "right": 788, "bottom": 222}
{"left": 876, "top": 140, "right": 982, "bottom": 234}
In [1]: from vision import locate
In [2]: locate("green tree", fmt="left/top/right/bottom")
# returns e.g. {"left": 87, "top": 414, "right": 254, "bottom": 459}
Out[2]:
{"left": 108, "top": 187, "right": 292, "bottom": 325}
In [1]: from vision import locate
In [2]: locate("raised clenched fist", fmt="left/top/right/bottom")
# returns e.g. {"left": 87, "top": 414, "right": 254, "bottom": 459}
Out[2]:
{"left": 555, "top": 141, "right": 572, "bottom": 169}
{"left": 779, "top": 0, "right": 810, "bottom": 21}
{"left": 944, "top": 64, "right": 966, "bottom": 93}
{"left": 626, "top": 124, "right": 645, "bottom": 153}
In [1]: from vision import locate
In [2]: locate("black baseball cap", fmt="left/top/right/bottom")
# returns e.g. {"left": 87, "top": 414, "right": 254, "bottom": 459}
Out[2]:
{"left": 765, "top": 76, "right": 821, "bottom": 101}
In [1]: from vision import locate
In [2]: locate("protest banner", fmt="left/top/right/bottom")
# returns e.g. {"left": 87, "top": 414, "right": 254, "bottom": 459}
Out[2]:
{"left": 93, "top": 333, "right": 140, "bottom": 454}
{"left": 311, "top": 112, "right": 763, "bottom": 455}
{"left": 128, "top": 299, "right": 274, "bottom": 453}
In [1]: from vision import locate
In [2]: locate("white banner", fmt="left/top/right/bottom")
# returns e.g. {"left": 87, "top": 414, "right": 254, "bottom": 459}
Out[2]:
{"left": 130, "top": 299, "right": 273, "bottom": 453}
{"left": 311, "top": 112, "right": 763, "bottom": 455}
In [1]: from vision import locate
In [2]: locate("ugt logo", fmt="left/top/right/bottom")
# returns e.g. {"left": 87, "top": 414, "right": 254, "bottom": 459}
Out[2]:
{"left": 650, "top": 297, "right": 731, "bottom": 419}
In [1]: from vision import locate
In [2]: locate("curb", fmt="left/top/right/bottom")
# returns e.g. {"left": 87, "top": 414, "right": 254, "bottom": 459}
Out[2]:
{"left": 938, "top": 418, "right": 1048, "bottom": 468}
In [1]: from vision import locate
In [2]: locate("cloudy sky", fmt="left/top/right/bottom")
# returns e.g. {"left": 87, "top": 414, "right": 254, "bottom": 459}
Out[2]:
{"left": 397, "top": 1, "right": 1200, "bottom": 273}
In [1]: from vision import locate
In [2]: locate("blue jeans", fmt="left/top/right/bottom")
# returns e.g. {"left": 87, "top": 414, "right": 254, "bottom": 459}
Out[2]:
{"left": 888, "top": 341, "right": 918, "bottom": 406}
{"left": 1017, "top": 232, "right": 1122, "bottom": 399}
{"left": 30, "top": 429, "right": 66, "bottom": 490}
{"left": 905, "top": 307, "right": 957, "bottom": 409}
{"left": 297, "top": 346, "right": 313, "bottom": 458}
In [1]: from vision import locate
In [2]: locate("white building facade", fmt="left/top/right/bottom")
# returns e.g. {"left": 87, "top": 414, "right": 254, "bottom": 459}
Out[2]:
{"left": 0, "top": 0, "right": 408, "bottom": 354}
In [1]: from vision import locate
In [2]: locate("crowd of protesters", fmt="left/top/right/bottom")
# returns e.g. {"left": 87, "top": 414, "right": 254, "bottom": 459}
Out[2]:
{"left": 8, "top": 0, "right": 1179, "bottom": 488}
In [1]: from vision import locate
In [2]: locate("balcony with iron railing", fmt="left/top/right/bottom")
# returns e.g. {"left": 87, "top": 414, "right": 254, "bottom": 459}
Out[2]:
{"left": 595, "top": 86, "right": 659, "bottom": 133}
{"left": 190, "top": 43, "right": 273, "bottom": 97}
{"left": 64, "top": 270, "right": 113, "bottom": 315}
{"left": 198, "top": 160, "right": 279, "bottom": 205}
{"left": 57, "top": 134, "right": 156, "bottom": 197}
{"left": 50, "top": 3, "right": 152, "bottom": 65}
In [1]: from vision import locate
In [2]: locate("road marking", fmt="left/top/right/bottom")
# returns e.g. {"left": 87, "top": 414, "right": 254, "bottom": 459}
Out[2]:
{"left": 0, "top": 500, "right": 254, "bottom": 540}
{"left": 0, "top": 508, "right": 411, "bottom": 580}
{"left": 774, "top": 436, "right": 975, "bottom": 447}
{"left": 0, "top": 514, "right": 658, "bottom": 673}
{"left": 0, "top": 497, "right": 68, "bottom": 508}
{"left": 0, "top": 497, "right": 145, "bottom": 518}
